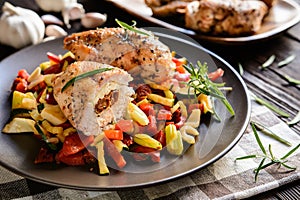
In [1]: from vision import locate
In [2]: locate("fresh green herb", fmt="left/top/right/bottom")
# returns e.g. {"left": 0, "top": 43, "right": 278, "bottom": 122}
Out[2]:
{"left": 35, "top": 123, "right": 57, "bottom": 151}
{"left": 260, "top": 55, "right": 276, "bottom": 70}
{"left": 238, "top": 63, "right": 244, "bottom": 76}
{"left": 287, "top": 111, "right": 300, "bottom": 126}
{"left": 115, "top": 19, "right": 150, "bottom": 36}
{"left": 61, "top": 68, "right": 112, "bottom": 92}
{"left": 183, "top": 61, "right": 235, "bottom": 116}
{"left": 251, "top": 93, "right": 290, "bottom": 118}
{"left": 282, "top": 74, "right": 300, "bottom": 85}
{"left": 251, "top": 121, "right": 292, "bottom": 146}
{"left": 278, "top": 54, "right": 296, "bottom": 67}
{"left": 236, "top": 121, "right": 300, "bottom": 182}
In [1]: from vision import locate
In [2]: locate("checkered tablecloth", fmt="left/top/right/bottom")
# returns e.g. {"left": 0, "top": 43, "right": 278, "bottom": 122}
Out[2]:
{"left": 1, "top": 101, "right": 300, "bottom": 200}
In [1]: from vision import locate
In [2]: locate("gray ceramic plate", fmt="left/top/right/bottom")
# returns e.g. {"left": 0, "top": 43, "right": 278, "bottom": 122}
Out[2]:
{"left": 0, "top": 28, "right": 251, "bottom": 190}
{"left": 109, "top": 0, "right": 300, "bottom": 44}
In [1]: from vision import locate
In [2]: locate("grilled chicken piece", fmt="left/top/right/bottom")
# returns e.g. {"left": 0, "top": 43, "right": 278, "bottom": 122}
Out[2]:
{"left": 52, "top": 61, "right": 134, "bottom": 136}
{"left": 64, "top": 27, "right": 175, "bottom": 83}
{"left": 185, "top": 0, "right": 268, "bottom": 36}
{"left": 145, "top": 0, "right": 194, "bottom": 17}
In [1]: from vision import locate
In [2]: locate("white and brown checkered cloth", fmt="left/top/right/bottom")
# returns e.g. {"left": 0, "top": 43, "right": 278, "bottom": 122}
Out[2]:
{"left": 1, "top": 101, "right": 299, "bottom": 200}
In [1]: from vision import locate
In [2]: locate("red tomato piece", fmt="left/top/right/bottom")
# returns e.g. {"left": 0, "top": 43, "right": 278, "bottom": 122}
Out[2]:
{"left": 17, "top": 69, "right": 29, "bottom": 80}
{"left": 56, "top": 150, "right": 85, "bottom": 166}
{"left": 139, "top": 103, "right": 155, "bottom": 116}
{"left": 15, "top": 79, "right": 28, "bottom": 93}
{"left": 61, "top": 133, "right": 94, "bottom": 156}
{"left": 208, "top": 68, "right": 224, "bottom": 81}
{"left": 34, "top": 146, "right": 55, "bottom": 164}
{"left": 157, "top": 109, "right": 172, "bottom": 121}
{"left": 115, "top": 119, "right": 134, "bottom": 133}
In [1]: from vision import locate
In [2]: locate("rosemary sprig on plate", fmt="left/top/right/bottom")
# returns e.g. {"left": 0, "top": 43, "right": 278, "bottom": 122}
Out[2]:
{"left": 183, "top": 61, "right": 235, "bottom": 116}
{"left": 236, "top": 121, "right": 300, "bottom": 182}
{"left": 61, "top": 68, "right": 112, "bottom": 92}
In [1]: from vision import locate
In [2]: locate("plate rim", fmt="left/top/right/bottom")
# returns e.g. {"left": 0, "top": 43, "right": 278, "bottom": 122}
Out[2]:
{"left": 108, "top": 0, "right": 300, "bottom": 44}
{"left": 0, "top": 30, "right": 251, "bottom": 190}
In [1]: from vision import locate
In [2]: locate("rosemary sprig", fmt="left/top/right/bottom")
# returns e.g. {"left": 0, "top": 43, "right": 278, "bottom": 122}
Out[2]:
{"left": 115, "top": 19, "right": 150, "bottom": 36}
{"left": 282, "top": 74, "right": 300, "bottom": 85}
{"left": 278, "top": 54, "right": 296, "bottom": 67}
{"left": 238, "top": 63, "right": 244, "bottom": 76}
{"left": 287, "top": 111, "right": 300, "bottom": 126}
{"left": 183, "top": 61, "right": 235, "bottom": 116}
{"left": 250, "top": 93, "right": 290, "bottom": 118}
{"left": 260, "top": 55, "right": 276, "bottom": 70}
{"left": 251, "top": 121, "right": 292, "bottom": 146}
{"left": 61, "top": 68, "right": 112, "bottom": 92}
{"left": 236, "top": 121, "right": 300, "bottom": 182}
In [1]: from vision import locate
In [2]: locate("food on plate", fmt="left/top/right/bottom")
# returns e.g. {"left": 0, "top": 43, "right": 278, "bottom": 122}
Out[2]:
{"left": 2, "top": 22, "right": 234, "bottom": 175}
{"left": 64, "top": 26, "right": 175, "bottom": 83}
{"left": 185, "top": 0, "right": 268, "bottom": 36}
{"left": 145, "top": 0, "right": 277, "bottom": 36}
{"left": 145, "top": 0, "right": 194, "bottom": 17}
{"left": 52, "top": 61, "right": 134, "bottom": 135}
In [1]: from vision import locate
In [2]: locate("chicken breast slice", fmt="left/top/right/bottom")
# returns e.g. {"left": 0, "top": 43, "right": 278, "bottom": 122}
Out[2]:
{"left": 185, "top": 0, "right": 268, "bottom": 36}
{"left": 63, "top": 27, "right": 175, "bottom": 83}
{"left": 52, "top": 61, "right": 134, "bottom": 136}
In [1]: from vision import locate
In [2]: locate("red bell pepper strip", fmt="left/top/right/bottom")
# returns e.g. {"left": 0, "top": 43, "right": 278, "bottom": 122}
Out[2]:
{"left": 208, "top": 68, "right": 224, "bottom": 81}
{"left": 104, "top": 129, "right": 123, "bottom": 140}
{"left": 103, "top": 137, "right": 126, "bottom": 168}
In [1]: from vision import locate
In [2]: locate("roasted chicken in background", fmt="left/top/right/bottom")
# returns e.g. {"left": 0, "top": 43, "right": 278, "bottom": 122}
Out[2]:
{"left": 145, "top": 0, "right": 277, "bottom": 36}
{"left": 64, "top": 27, "right": 176, "bottom": 83}
{"left": 145, "top": 0, "right": 194, "bottom": 16}
{"left": 52, "top": 61, "right": 134, "bottom": 136}
{"left": 185, "top": 0, "right": 268, "bottom": 36}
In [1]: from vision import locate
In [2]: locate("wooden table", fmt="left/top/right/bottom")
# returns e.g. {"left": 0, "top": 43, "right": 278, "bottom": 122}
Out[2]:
{"left": 0, "top": 0, "right": 299, "bottom": 199}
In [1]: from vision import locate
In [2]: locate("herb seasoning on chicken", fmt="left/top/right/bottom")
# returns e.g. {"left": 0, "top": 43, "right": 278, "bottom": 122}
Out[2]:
{"left": 63, "top": 27, "right": 176, "bottom": 83}
{"left": 52, "top": 61, "right": 134, "bottom": 136}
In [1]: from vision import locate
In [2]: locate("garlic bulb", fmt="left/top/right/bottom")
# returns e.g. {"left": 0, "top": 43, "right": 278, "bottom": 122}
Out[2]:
{"left": 35, "top": 0, "right": 77, "bottom": 12}
{"left": 0, "top": 2, "right": 45, "bottom": 49}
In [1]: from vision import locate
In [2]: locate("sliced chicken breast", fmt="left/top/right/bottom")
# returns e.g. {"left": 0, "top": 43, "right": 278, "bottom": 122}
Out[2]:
{"left": 64, "top": 27, "right": 176, "bottom": 83}
{"left": 185, "top": 0, "right": 268, "bottom": 36}
{"left": 52, "top": 61, "right": 134, "bottom": 135}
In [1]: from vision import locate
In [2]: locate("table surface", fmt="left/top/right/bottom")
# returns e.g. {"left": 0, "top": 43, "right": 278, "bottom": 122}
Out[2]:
{"left": 0, "top": 0, "right": 299, "bottom": 199}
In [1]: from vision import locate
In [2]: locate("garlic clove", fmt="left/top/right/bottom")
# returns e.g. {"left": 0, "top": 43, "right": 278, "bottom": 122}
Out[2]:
{"left": 81, "top": 12, "right": 107, "bottom": 29}
{"left": 41, "top": 14, "right": 64, "bottom": 26}
{"left": 45, "top": 25, "right": 67, "bottom": 38}
{"left": 43, "top": 36, "right": 57, "bottom": 42}
{"left": 62, "top": 3, "right": 85, "bottom": 29}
